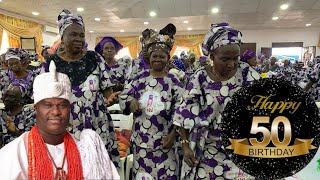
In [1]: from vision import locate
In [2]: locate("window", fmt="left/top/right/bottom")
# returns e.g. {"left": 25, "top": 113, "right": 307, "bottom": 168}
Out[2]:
{"left": 272, "top": 47, "right": 302, "bottom": 63}
{"left": 115, "top": 47, "right": 131, "bottom": 59}
{"left": 0, "top": 30, "right": 9, "bottom": 54}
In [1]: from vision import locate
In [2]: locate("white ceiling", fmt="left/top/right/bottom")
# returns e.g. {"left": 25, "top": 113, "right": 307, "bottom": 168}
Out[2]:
{"left": 1, "top": 0, "right": 320, "bottom": 36}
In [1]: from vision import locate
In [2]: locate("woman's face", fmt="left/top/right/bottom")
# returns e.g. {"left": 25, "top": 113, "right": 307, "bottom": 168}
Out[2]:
{"left": 211, "top": 44, "right": 240, "bottom": 77}
{"left": 7, "top": 58, "right": 24, "bottom": 73}
{"left": 103, "top": 42, "right": 117, "bottom": 59}
{"left": 283, "top": 60, "right": 290, "bottom": 66}
{"left": 62, "top": 24, "right": 85, "bottom": 54}
{"left": 150, "top": 50, "right": 169, "bottom": 71}
{"left": 3, "top": 86, "right": 22, "bottom": 111}
{"left": 248, "top": 57, "right": 257, "bottom": 67}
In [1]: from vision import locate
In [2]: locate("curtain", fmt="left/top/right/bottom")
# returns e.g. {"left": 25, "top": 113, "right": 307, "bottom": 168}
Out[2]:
{"left": 96, "top": 36, "right": 140, "bottom": 59}
{"left": 0, "top": 28, "right": 3, "bottom": 50}
{"left": 0, "top": 14, "right": 43, "bottom": 57}
{"left": 96, "top": 34, "right": 205, "bottom": 59}
{"left": 170, "top": 45, "right": 178, "bottom": 58}
{"left": 173, "top": 34, "right": 205, "bottom": 58}
{"left": 8, "top": 33, "right": 20, "bottom": 48}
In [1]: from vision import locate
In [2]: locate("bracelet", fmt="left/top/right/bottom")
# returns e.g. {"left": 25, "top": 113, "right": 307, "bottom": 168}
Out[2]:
{"left": 180, "top": 139, "right": 189, "bottom": 144}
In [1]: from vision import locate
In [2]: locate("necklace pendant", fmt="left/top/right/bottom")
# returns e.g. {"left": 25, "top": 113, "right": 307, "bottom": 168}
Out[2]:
{"left": 55, "top": 168, "right": 67, "bottom": 180}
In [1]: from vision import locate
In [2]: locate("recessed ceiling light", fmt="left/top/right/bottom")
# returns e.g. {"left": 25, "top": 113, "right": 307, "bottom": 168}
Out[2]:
{"left": 89, "top": 30, "right": 94, "bottom": 33}
{"left": 154, "top": 29, "right": 157, "bottom": 31}
{"left": 211, "top": 8, "right": 219, "bottom": 13}
{"left": 94, "top": 18, "right": 101, "bottom": 22}
{"left": 144, "top": 21, "right": 149, "bottom": 25}
{"left": 187, "top": 27, "right": 192, "bottom": 31}
{"left": 77, "top": 7, "right": 84, "bottom": 12}
{"left": 306, "top": 23, "right": 312, "bottom": 27}
{"left": 183, "top": 20, "right": 189, "bottom": 23}
{"left": 32, "top": 12, "right": 39, "bottom": 16}
{"left": 120, "top": 30, "right": 125, "bottom": 32}
{"left": 272, "top": 17, "right": 279, "bottom": 20}
{"left": 149, "top": 11, "right": 156, "bottom": 17}
{"left": 280, "top": 4, "right": 289, "bottom": 10}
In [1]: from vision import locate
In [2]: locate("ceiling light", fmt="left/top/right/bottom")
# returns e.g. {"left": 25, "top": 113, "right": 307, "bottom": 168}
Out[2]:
{"left": 94, "top": 18, "right": 101, "bottom": 22}
{"left": 183, "top": 20, "right": 189, "bottom": 23}
{"left": 149, "top": 11, "right": 156, "bottom": 17}
{"left": 280, "top": 4, "right": 289, "bottom": 10}
{"left": 187, "top": 27, "right": 192, "bottom": 31}
{"left": 211, "top": 8, "right": 219, "bottom": 13}
{"left": 77, "top": 7, "right": 84, "bottom": 12}
{"left": 272, "top": 17, "right": 279, "bottom": 20}
{"left": 32, "top": 12, "right": 39, "bottom": 16}
{"left": 154, "top": 29, "right": 157, "bottom": 31}
{"left": 56, "top": 20, "right": 59, "bottom": 23}
{"left": 89, "top": 30, "right": 94, "bottom": 33}
{"left": 120, "top": 30, "right": 125, "bottom": 32}
{"left": 144, "top": 21, "right": 149, "bottom": 25}
{"left": 306, "top": 23, "right": 312, "bottom": 27}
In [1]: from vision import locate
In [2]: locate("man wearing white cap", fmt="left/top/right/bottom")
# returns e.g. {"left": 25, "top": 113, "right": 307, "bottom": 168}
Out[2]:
{"left": 0, "top": 61, "right": 120, "bottom": 179}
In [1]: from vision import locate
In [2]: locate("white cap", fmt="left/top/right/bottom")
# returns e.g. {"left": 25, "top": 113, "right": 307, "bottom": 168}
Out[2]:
{"left": 33, "top": 61, "right": 72, "bottom": 104}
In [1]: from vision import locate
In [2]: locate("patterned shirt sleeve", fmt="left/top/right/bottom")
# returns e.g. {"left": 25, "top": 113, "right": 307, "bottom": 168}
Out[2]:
{"left": 119, "top": 77, "right": 139, "bottom": 115}
{"left": 173, "top": 73, "right": 203, "bottom": 129}
{"left": 96, "top": 53, "right": 115, "bottom": 91}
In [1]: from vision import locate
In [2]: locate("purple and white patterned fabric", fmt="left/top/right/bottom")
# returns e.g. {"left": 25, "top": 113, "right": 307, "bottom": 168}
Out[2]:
{"left": 240, "top": 49, "right": 256, "bottom": 63}
{"left": 58, "top": 9, "right": 85, "bottom": 36}
{"left": 43, "top": 51, "right": 120, "bottom": 168}
{"left": 0, "top": 70, "right": 35, "bottom": 103}
{"left": 0, "top": 105, "right": 35, "bottom": 146}
{"left": 307, "top": 63, "right": 320, "bottom": 101}
{"left": 174, "top": 62, "right": 260, "bottom": 179}
{"left": 5, "top": 48, "right": 29, "bottom": 63}
{"left": 94, "top": 36, "right": 123, "bottom": 56}
{"left": 119, "top": 70, "right": 184, "bottom": 179}
{"left": 172, "top": 59, "right": 186, "bottom": 72}
{"left": 202, "top": 22, "right": 242, "bottom": 56}
{"left": 108, "top": 59, "right": 130, "bottom": 85}
{"left": 126, "top": 54, "right": 149, "bottom": 84}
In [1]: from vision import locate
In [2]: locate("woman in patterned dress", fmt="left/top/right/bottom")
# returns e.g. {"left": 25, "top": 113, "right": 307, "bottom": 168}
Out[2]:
{"left": 240, "top": 49, "right": 257, "bottom": 68}
{"left": 43, "top": 9, "right": 120, "bottom": 167}
{"left": 119, "top": 28, "right": 183, "bottom": 179}
{"left": 95, "top": 36, "right": 130, "bottom": 91}
{"left": 0, "top": 85, "right": 35, "bottom": 146}
{"left": 0, "top": 48, "right": 36, "bottom": 104}
{"left": 173, "top": 22, "right": 261, "bottom": 180}
{"left": 127, "top": 24, "right": 176, "bottom": 84}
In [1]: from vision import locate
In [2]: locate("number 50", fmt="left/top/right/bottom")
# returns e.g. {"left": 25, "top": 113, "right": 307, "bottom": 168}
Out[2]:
{"left": 249, "top": 116, "right": 292, "bottom": 147}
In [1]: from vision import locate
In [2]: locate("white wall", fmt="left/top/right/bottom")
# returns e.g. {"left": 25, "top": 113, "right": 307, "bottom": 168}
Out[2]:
{"left": 44, "top": 28, "right": 320, "bottom": 56}
{"left": 241, "top": 28, "right": 320, "bottom": 56}
{"left": 42, "top": 31, "right": 60, "bottom": 47}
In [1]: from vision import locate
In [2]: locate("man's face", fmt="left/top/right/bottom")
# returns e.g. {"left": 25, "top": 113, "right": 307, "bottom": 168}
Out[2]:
{"left": 35, "top": 98, "right": 70, "bottom": 135}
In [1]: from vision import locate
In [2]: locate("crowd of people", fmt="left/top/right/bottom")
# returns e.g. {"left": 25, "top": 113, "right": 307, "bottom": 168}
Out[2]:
{"left": 0, "top": 9, "right": 319, "bottom": 180}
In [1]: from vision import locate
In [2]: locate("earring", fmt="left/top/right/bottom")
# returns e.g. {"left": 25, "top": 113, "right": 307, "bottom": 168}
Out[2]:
{"left": 208, "top": 55, "right": 214, "bottom": 67}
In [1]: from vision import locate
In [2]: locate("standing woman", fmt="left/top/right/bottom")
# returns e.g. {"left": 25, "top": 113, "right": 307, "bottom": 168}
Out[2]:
{"left": 127, "top": 24, "right": 176, "bottom": 83}
{"left": 173, "top": 23, "right": 260, "bottom": 179}
{"left": 119, "top": 28, "right": 183, "bottom": 179}
{"left": 95, "top": 37, "right": 129, "bottom": 91}
{"left": 43, "top": 10, "right": 120, "bottom": 167}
